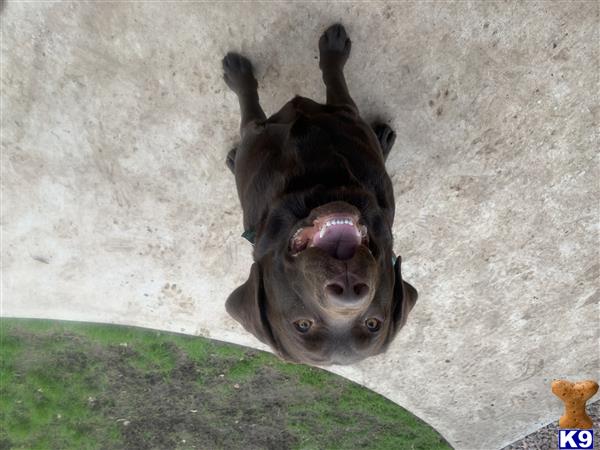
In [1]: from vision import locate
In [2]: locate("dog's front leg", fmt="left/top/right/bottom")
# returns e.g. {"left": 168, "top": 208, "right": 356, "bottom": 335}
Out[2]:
{"left": 222, "top": 53, "right": 267, "bottom": 174}
{"left": 319, "top": 24, "right": 357, "bottom": 111}
{"left": 222, "top": 53, "right": 266, "bottom": 137}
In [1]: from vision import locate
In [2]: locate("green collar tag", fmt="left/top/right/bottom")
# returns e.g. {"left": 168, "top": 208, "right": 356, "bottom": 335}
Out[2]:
{"left": 241, "top": 229, "right": 256, "bottom": 245}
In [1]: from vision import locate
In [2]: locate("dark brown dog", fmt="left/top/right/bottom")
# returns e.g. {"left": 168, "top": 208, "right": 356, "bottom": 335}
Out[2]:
{"left": 222, "top": 24, "right": 417, "bottom": 365}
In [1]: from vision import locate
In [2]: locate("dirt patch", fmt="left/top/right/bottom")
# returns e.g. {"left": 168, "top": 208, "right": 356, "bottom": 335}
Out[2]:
{"left": 105, "top": 347, "right": 300, "bottom": 450}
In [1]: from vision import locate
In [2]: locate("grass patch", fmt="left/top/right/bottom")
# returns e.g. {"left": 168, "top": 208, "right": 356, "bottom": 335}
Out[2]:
{"left": 0, "top": 318, "right": 451, "bottom": 450}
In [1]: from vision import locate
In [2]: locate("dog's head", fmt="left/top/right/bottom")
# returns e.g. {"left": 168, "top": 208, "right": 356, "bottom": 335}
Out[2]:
{"left": 226, "top": 197, "right": 417, "bottom": 365}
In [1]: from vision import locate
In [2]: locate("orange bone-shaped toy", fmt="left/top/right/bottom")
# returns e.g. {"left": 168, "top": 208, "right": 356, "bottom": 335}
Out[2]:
{"left": 551, "top": 379, "right": 598, "bottom": 429}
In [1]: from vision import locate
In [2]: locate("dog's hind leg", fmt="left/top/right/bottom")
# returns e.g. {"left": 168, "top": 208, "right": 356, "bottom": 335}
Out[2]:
{"left": 318, "top": 24, "right": 357, "bottom": 111}
{"left": 222, "top": 53, "right": 266, "bottom": 137}
{"left": 371, "top": 123, "right": 396, "bottom": 162}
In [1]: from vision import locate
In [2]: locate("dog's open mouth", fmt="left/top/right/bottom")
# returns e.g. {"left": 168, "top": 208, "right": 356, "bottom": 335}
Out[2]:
{"left": 290, "top": 213, "right": 368, "bottom": 260}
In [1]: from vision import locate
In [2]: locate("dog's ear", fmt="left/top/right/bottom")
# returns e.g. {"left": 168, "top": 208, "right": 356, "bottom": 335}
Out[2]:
{"left": 386, "top": 256, "right": 418, "bottom": 342}
{"left": 226, "top": 263, "right": 277, "bottom": 348}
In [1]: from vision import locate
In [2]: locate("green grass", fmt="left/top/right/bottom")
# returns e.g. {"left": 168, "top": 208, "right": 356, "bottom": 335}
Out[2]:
{"left": 0, "top": 318, "right": 452, "bottom": 450}
{"left": 1, "top": 323, "right": 119, "bottom": 450}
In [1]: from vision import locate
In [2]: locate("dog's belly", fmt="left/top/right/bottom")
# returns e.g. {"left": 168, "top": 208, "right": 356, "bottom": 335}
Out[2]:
{"left": 234, "top": 96, "right": 391, "bottom": 233}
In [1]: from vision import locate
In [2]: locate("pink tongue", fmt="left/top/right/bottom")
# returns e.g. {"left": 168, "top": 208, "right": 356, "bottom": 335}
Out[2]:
{"left": 312, "top": 224, "right": 361, "bottom": 260}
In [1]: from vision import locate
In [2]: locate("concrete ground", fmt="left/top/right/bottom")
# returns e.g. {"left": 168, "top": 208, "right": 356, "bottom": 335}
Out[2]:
{"left": 2, "top": 2, "right": 598, "bottom": 449}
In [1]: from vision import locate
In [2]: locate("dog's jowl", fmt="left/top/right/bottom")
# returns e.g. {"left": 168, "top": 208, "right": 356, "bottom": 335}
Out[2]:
{"left": 222, "top": 24, "right": 418, "bottom": 365}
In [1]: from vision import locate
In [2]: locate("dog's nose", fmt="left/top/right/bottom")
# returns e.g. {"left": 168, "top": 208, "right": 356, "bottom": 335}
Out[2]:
{"left": 325, "top": 276, "right": 370, "bottom": 306}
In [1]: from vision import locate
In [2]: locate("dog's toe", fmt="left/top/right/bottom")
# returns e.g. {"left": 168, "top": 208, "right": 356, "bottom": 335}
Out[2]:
{"left": 372, "top": 123, "right": 396, "bottom": 159}
{"left": 319, "top": 24, "right": 351, "bottom": 53}
{"left": 319, "top": 24, "right": 351, "bottom": 70}
{"left": 223, "top": 52, "right": 252, "bottom": 74}
{"left": 222, "top": 53, "right": 257, "bottom": 93}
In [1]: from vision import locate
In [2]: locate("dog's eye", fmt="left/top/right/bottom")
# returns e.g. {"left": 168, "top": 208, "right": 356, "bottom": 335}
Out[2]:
{"left": 294, "top": 319, "right": 313, "bottom": 333}
{"left": 365, "top": 318, "right": 381, "bottom": 332}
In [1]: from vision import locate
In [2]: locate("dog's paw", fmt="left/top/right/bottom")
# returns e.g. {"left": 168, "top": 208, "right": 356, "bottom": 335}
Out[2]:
{"left": 319, "top": 24, "right": 351, "bottom": 71}
{"left": 372, "top": 123, "right": 396, "bottom": 159}
{"left": 222, "top": 52, "right": 258, "bottom": 95}
{"left": 226, "top": 147, "right": 237, "bottom": 174}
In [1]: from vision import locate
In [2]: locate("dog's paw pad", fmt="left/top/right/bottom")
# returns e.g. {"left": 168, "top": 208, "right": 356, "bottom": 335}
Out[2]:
{"left": 372, "top": 123, "right": 396, "bottom": 155}
{"left": 320, "top": 24, "right": 351, "bottom": 53}
{"left": 222, "top": 53, "right": 258, "bottom": 94}
{"left": 319, "top": 24, "right": 351, "bottom": 68}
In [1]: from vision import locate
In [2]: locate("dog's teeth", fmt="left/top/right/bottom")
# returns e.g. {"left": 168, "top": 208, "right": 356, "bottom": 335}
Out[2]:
{"left": 319, "top": 227, "right": 326, "bottom": 238}
{"left": 322, "top": 218, "right": 357, "bottom": 228}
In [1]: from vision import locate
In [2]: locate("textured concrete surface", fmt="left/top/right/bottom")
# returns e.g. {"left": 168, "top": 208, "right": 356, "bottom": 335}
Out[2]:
{"left": 2, "top": 2, "right": 599, "bottom": 449}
